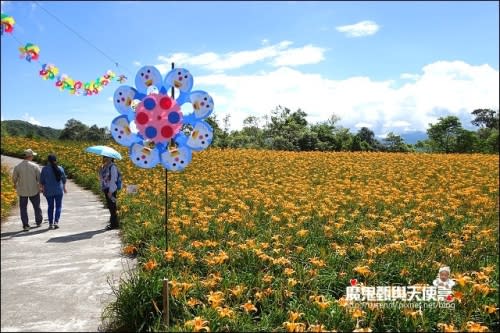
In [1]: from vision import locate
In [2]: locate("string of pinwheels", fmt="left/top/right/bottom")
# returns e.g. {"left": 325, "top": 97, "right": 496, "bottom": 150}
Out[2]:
{"left": 1, "top": 10, "right": 128, "bottom": 96}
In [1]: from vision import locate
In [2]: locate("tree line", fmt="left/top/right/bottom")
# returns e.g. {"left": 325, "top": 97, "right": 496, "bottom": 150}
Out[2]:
{"left": 1, "top": 119, "right": 111, "bottom": 142}
{"left": 2, "top": 108, "right": 498, "bottom": 154}
{"left": 207, "top": 107, "right": 499, "bottom": 154}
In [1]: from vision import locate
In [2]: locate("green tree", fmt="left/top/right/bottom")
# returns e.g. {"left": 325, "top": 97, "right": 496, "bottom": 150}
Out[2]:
{"left": 383, "top": 132, "right": 409, "bottom": 152}
{"left": 355, "top": 127, "right": 379, "bottom": 151}
{"left": 0, "top": 123, "right": 9, "bottom": 137}
{"left": 350, "top": 135, "right": 362, "bottom": 151}
{"left": 427, "top": 116, "right": 463, "bottom": 153}
{"left": 414, "top": 140, "right": 432, "bottom": 152}
{"left": 26, "top": 130, "right": 35, "bottom": 139}
{"left": 220, "top": 114, "right": 231, "bottom": 149}
{"left": 241, "top": 116, "right": 264, "bottom": 148}
{"left": 205, "top": 114, "right": 225, "bottom": 148}
{"left": 297, "top": 130, "right": 319, "bottom": 151}
{"left": 310, "top": 123, "right": 339, "bottom": 151}
{"left": 83, "top": 125, "right": 109, "bottom": 142}
{"left": 334, "top": 127, "right": 354, "bottom": 151}
{"left": 484, "top": 129, "right": 499, "bottom": 153}
{"left": 471, "top": 108, "right": 499, "bottom": 129}
{"left": 59, "top": 119, "right": 89, "bottom": 140}
{"left": 455, "top": 129, "right": 477, "bottom": 153}
{"left": 470, "top": 109, "right": 499, "bottom": 153}
{"left": 264, "top": 106, "right": 309, "bottom": 151}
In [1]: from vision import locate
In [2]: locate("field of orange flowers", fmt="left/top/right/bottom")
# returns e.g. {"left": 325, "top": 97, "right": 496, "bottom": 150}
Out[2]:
{"left": 1, "top": 165, "right": 18, "bottom": 219}
{"left": 1, "top": 136, "right": 498, "bottom": 332}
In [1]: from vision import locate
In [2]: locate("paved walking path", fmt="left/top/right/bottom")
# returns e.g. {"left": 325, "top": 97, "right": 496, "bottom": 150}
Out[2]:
{"left": 1, "top": 155, "right": 134, "bottom": 332}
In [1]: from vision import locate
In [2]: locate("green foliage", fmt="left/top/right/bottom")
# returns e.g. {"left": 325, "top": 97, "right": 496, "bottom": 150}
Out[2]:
{"left": 471, "top": 108, "right": 499, "bottom": 129}
{"left": 4, "top": 107, "right": 496, "bottom": 155}
{"left": 471, "top": 109, "right": 499, "bottom": 153}
{"left": 455, "top": 129, "right": 477, "bottom": 153}
{"left": 1, "top": 120, "right": 62, "bottom": 139}
{"left": 484, "top": 129, "right": 499, "bottom": 153}
{"left": 383, "top": 132, "right": 410, "bottom": 152}
{"left": 265, "top": 106, "right": 309, "bottom": 151}
{"left": 425, "top": 111, "right": 499, "bottom": 154}
{"left": 207, "top": 107, "right": 496, "bottom": 154}
{"left": 1, "top": 119, "right": 111, "bottom": 143}
{"left": 59, "top": 118, "right": 88, "bottom": 140}
{"left": 350, "top": 135, "right": 363, "bottom": 152}
{"left": 427, "top": 116, "right": 465, "bottom": 153}
{"left": 356, "top": 127, "right": 379, "bottom": 151}
{"left": 59, "top": 118, "right": 110, "bottom": 142}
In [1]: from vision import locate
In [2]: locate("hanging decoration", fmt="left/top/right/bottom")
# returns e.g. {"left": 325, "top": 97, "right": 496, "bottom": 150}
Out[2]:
{"left": 19, "top": 43, "right": 40, "bottom": 62}
{"left": 2, "top": 13, "right": 127, "bottom": 95}
{"left": 1, "top": 13, "right": 15, "bottom": 34}
{"left": 39, "top": 63, "right": 59, "bottom": 80}
{"left": 110, "top": 66, "right": 214, "bottom": 171}
{"left": 117, "top": 74, "right": 127, "bottom": 83}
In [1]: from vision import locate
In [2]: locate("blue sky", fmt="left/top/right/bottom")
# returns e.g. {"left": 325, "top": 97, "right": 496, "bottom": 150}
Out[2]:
{"left": 1, "top": 1, "right": 498, "bottom": 137}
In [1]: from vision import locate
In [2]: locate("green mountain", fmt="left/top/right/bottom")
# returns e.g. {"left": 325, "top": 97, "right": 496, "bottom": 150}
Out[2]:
{"left": 1, "top": 120, "right": 62, "bottom": 139}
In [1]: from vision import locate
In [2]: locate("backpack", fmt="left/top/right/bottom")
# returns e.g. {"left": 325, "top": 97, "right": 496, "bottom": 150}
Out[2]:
{"left": 109, "top": 164, "right": 122, "bottom": 191}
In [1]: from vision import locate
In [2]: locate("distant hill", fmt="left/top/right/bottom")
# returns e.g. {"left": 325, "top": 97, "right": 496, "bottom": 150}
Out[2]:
{"left": 1, "top": 120, "right": 62, "bottom": 139}
{"left": 400, "top": 131, "right": 428, "bottom": 144}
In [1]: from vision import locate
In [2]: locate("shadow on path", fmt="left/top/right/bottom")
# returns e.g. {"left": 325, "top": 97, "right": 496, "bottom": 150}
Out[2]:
{"left": 46, "top": 229, "right": 108, "bottom": 243}
{"left": 1, "top": 225, "right": 50, "bottom": 239}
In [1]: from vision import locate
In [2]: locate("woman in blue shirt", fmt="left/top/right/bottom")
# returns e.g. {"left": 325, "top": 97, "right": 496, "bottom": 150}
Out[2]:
{"left": 40, "top": 154, "right": 67, "bottom": 229}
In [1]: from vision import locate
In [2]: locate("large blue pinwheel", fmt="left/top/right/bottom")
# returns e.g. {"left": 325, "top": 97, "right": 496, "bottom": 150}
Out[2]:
{"left": 110, "top": 66, "right": 214, "bottom": 171}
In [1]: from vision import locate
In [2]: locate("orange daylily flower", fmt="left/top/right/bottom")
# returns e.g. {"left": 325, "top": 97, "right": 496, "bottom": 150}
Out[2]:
{"left": 241, "top": 300, "right": 258, "bottom": 313}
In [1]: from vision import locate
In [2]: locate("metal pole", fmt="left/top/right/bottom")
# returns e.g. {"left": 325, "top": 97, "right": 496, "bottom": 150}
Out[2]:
{"left": 166, "top": 61, "right": 174, "bottom": 251}
{"left": 163, "top": 62, "right": 175, "bottom": 329}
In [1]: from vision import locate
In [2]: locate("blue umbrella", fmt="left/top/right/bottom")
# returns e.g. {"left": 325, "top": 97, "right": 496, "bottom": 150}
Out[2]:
{"left": 85, "top": 145, "right": 122, "bottom": 160}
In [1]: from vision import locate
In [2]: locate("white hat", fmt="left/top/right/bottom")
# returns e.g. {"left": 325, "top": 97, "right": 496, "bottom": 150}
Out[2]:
{"left": 24, "top": 148, "right": 37, "bottom": 157}
{"left": 439, "top": 266, "right": 450, "bottom": 273}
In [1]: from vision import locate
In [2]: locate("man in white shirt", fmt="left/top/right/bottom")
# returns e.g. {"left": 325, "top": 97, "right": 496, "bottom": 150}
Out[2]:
{"left": 12, "top": 149, "right": 43, "bottom": 231}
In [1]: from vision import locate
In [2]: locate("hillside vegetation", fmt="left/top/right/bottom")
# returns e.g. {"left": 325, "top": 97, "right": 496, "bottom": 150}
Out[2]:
{"left": 1, "top": 120, "right": 62, "bottom": 139}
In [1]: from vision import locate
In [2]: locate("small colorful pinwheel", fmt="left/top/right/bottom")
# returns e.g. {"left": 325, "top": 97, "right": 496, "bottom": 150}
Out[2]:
{"left": 1, "top": 13, "right": 15, "bottom": 35}
{"left": 19, "top": 43, "right": 40, "bottom": 62}
{"left": 117, "top": 75, "right": 127, "bottom": 83}
{"left": 39, "top": 63, "right": 59, "bottom": 80}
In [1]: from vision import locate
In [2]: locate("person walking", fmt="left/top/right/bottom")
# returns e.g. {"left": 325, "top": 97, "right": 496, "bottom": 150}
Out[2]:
{"left": 99, "top": 156, "right": 120, "bottom": 230}
{"left": 12, "top": 148, "right": 43, "bottom": 231}
{"left": 40, "top": 154, "right": 67, "bottom": 229}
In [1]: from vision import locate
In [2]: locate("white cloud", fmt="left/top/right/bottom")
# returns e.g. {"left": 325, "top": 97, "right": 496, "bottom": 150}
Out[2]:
{"left": 133, "top": 42, "right": 498, "bottom": 136}
{"left": 156, "top": 41, "right": 325, "bottom": 73}
{"left": 271, "top": 45, "right": 326, "bottom": 66}
{"left": 195, "top": 60, "right": 498, "bottom": 135}
{"left": 355, "top": 122, "right": 374, "bottom": 129}
{"left": 23, "top": 113, "right": 41, "bottom": 126}
{"left": 400, "top": 73, "right": 420, "bottom": 80}
{"left": 336, "top": 20, "right": 380, "bottom": 37}
{"left": 133, "top": 61, "right": 142, "bottom": 67}
{"left": 383, "top": 120, "right": 411, "bottom": 128}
